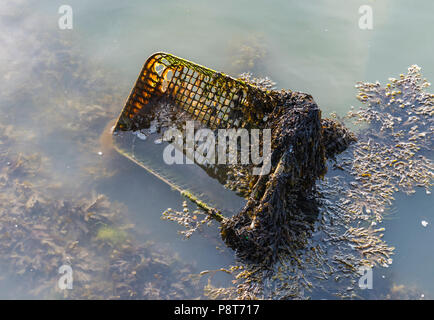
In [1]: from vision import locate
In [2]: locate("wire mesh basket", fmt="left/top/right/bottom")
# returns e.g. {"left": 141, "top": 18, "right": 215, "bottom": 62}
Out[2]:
{"left": 115, "top": 52, "right": 277, "bottom": 132}
{"left": 111, "top": 52, "right": 358, "bottom": 262}
{"left": 112, "top": 52, "right": 277, "bottom": 215}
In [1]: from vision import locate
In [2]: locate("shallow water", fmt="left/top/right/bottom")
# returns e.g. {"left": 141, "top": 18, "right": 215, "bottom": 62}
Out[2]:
{"left": 0, "top": 0, "right": 432, "bottom": 299}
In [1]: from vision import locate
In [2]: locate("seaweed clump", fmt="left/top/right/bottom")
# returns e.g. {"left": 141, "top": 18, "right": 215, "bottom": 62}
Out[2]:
{"left": 218, "top": 85, "right": 356, "bottom": 264}
{"left": 158, "top": 83, "right": 357, "bottom": 265}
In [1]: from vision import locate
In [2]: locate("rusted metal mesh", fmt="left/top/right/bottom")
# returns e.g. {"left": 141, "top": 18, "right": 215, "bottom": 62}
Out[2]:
{"left": 115, "top": 52, "right": 277, "bottom": 132}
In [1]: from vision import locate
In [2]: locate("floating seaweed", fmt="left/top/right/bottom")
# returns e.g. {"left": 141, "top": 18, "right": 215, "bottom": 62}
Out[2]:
{"left": 201, "top": 65, "right": 432, "bottom": 299}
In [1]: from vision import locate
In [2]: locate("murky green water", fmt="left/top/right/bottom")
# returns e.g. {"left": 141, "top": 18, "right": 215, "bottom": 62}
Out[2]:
{"left": 0, "top": 0, "right": 432, "bottom": 299}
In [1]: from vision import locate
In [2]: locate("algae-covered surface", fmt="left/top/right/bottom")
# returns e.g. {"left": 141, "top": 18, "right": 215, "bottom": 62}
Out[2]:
{"left": 0, "top": 1, "right": 432, "bottom": 299}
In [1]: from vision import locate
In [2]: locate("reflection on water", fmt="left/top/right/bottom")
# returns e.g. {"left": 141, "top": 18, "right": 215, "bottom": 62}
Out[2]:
{"left": 0, "top": 0, "right": 432, "bottom": 299}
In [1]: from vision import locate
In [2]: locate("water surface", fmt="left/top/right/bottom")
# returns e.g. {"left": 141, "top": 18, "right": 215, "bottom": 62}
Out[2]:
{"left": 0, "top": 0, "right": 432, "bottom": 299}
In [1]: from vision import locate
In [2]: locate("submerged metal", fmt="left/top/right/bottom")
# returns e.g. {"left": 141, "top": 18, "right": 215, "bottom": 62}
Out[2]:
{"left": 112, "top": 52, "right": 356, "bottom": 265}
{"left": 112, "top": 52, "right": 280, "bottom": 214}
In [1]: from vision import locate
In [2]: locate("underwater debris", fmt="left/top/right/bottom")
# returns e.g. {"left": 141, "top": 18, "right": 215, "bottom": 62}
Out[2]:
{"left": 220, "top": 91, "right": 327, "bottom": 264}
{"left": 182, "top": 66, "right": 433, "bottom": 300}
{"left": 113, "top": 52, "right": 357, "bottom": 265}
{"left": 220, "top": 91, "right": 358, "bottom": 264}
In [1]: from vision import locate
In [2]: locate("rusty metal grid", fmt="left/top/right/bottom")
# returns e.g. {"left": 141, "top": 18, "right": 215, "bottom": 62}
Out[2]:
{"left": 114, "top": 52, "right": 273, "bottom": 132}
